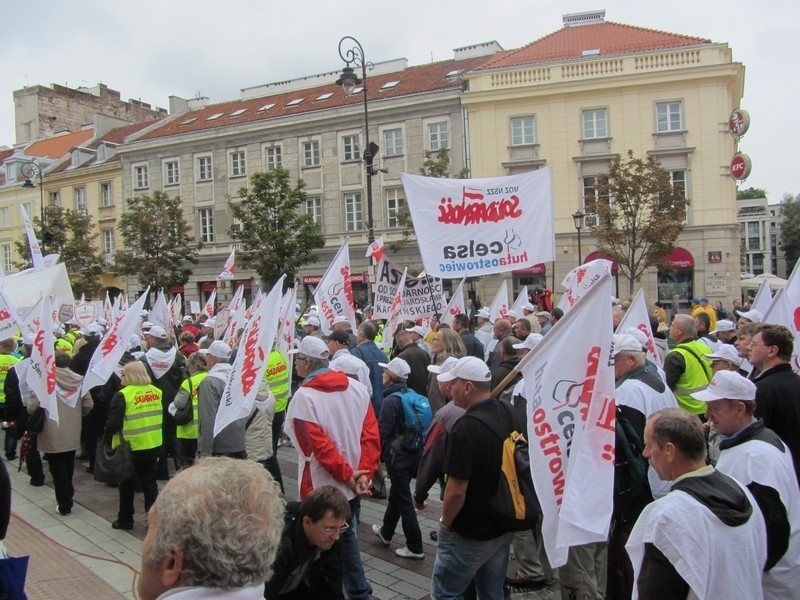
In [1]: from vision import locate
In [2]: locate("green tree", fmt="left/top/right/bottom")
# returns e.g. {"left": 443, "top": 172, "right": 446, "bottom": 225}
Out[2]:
{"left": 114, "top": 191, "right": 200, "bottom": 291}
{"left": 736, "top": 186, "right": 768, "bottom": 200}
{"left": 14, "top": 207, "right": 106, "bottom": 298}
{"left": 229, "top": 168, "right": 324, "bottom": 289}
{"left": 593, "top": 150, "right": 689, "bottom": 296}
{"left": 780, "top": 193, "right": 800, "bottom": 274}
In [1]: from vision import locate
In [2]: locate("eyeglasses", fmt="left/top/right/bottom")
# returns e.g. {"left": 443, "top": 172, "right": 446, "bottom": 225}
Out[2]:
{"left": 322, "top": 524, "right": 349, "bottom": 534}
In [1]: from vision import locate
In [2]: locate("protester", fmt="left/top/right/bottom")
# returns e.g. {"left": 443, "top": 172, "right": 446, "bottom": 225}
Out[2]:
{"left": 170, "top": 352, "right": 209, "bottom": 468}
{"left": 452, "top": 314, "right": 484, "bottom": 359}
{"left": 664, "top": 314, "right": 712, "bottom": 414}
{"left": 694, "top": 312, "right": 718, "bottom": 350}
{"left": 406, "top": 325, "right": 433, "bottom": 359}
{"left": 535, "top": 311, "right": 552, "bottom": 335}
{"left": 394, "top": 329, "right": 431, "bottom": 397}
{"left": 303, "top": 316, "right": 324, "bottom": 339}
{"left": 711, "top": 319, "right": 737, "bottom": 345}
{"left": 512, "top": 317, "right": 531, "bottom": 341}
{"left": 264, "top": 345, "right": 289, "bottom": 491}
{"left": 486, "top": 318, "right": 512, "bottom": 369}
{"left": 351, "top": 321, "right": 386, "bottom": 415}
{"left": 474, "top": 308, "right": 494, "bottom": 351}
{"left": 737, "top": 308, "right": 763, "bottom": 329}
{"left": 197, "top": 341, "right": 246, "bottom": 459}
{"left": 332, "top": 315, "right": 358, "bottom": 349}
{"left": 489, "top": 336, "right": 521, "bottom": 401}
{"left": 0, "top": 338, "right": 21, "bottom": 461}
{"left": 328, "top": 331, "right": 372, "bottom": 395}
{"left": 139, "top": 457, "right": 284, "bottom": 600}
{"left": 427, "top": 328, "right": 466, "bottom": 413}
{"left": 177, "top": 332, "right": 198, "bottom": 358}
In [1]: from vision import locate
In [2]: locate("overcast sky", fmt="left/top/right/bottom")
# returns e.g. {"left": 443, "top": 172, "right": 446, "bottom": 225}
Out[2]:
{"left": 1, "top": 0, "right": 796, "bottom": 199}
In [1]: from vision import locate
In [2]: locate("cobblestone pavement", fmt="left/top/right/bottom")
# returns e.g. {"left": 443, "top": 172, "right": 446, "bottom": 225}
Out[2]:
{"left": 7, "top": 445, "right": 560, "bottom": 599}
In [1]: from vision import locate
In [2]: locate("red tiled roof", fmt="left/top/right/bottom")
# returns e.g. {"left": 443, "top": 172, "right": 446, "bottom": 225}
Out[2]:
{"left": 138, "top": 56, "right": 492, "bottom": 141}
{"left": 25, "top": 129, "right": 94, "bottom": 160}
{"left": 477, "top": 21, "right": 711, "bottom": 70}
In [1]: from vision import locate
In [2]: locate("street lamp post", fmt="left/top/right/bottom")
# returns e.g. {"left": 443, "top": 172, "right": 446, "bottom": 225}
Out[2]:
{"left": 21, "top": 161, "right": 47, "bottom": 254}
{"left": 336, "top": 36, "right": 377, "bottom": 246}
{"left": 572, "top": 210, "right": 585, "bottom": 266}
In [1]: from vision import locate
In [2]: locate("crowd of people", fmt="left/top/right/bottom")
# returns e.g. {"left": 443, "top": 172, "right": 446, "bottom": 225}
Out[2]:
{"left": 0, "top": 291, "right": 798, "bottom": 599}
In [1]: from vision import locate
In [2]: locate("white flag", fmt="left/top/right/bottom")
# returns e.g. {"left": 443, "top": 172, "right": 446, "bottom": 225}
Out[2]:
{"left": 511, "top": 285, "right": 529, "bottom": 317}
{"left": 104, "top": 291, "right": 113, "bottom": 324}
{"left": 365, "top": 234, "right": 385, "bottom": 261}
{"left": 751, "top": 278, "right": 773, "bottom": 317}
{"left": 557, "top": 259, "right": 614, "bottom": 313}
{"left": 202, "top": 289, "right": 217, "bottom": 319}
{"left": 169, "top": 293, "right": 182, "bottom": 325}
{"left": 764, "top": 259, "right": 800, "bottom": 373}
{"left": 81, "top": 288, "right": 151, "bottom": 396}
{"left": 149, "top": 291, "right": 172, "bottom": 331}
{"left": 277, "top": 287, "right": 297, "bottom": 383}
{"left": 616, "top": 289, "right": 662, "bottom": 366}
{"left": 43, "top": 253, "right": 60, "bottom": 268}
{"left": 218, "top": 249, "right": 235, "bottom": 281}
{"left": 19, "top": 204, "right": 45, "bottom": 270}
{"left": 520, "top": 273, "right": 615, "bottom": 567}
{"left": 439, "top": 278, "right": 466, "bottom": 327}
{"left": 26, "top": 296, "right": 59, "bottom": 425}
{"left": 488, "top": 280, "right": 509, "bottom": 323}
{"left": 382, "top": 269, "right": 408, "bottom": 352}
{"left": 214, "top": 276, "right": 284, "bottom": 437}
{"left": 313, "top": 240, "right": 356, "bottom": 335}
{"left": 0, "top": 287, "right": 25, "bottom": 339}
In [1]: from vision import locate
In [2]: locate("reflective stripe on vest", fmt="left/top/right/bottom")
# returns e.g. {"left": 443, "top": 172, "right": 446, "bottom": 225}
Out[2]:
{"left": 176, "top": 372, "right": 208, "bottom": 440}
{"left": 672, "top": 341, "right": 713, "bottom": 414}
{"left": 0, "top": 354, "right": 20, "bottom": 405}
{"left": 116, "top": 384, "right": 163, "bottom": 451}
{"left": 264, "top": 351, "right": 290, "bottom": 413}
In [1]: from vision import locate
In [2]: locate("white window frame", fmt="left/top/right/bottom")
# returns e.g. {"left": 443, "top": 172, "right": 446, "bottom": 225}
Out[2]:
{"left": 384, "top": 128, "right": 404, "bottom": 157}
{"left": 344, "top": 192, "right": 363, "bottom": 232}
{"left": 229, "top": 150, "right": 247, "bottom": 178}
{"left": 427, "top": 121, "right": 449, "bottom": 151}
{"left": 74, "top": 187, "right": 86, "bottom": 212}
{"left": 1, "top": 244, "right": 11, "bottom": 273}
{"left": 386, "top": 189, "right": 406, "bottom": 228}
{"left": 49, "top": 191, "right": 60, "bottom": 207}
{"left": 100, "top": 182, "right": 112, "bottom": 207}
{"left": 582, "top": 108, "right": 608, "bottom": 139}
{"left": 302, "top": 140, "right": 320, "bottom": 168}
{"left": 102, "top": 229, "right": 115, "bottom": 255}
{"left": 510, "top": 116, "right": 535, "bottom": 146}
{"left": 264, "top": 145, "right": 282, "bottom": 171}
{"left": 196, "top": 155, "right": 213, "bottom": 182}
{"left": 133, "top": 163, "right": 149, "bottom": 190}
{"left": 342, "top": 134, "right": 361, "bottom": 162}
{"left": 656, "top": 101, "right": 683, "bottom": 132}
{"left": 0, "top": 207, "right": 8, "bottom": 229}
{"left": 199, "top": 208, "right": 215, "bottom": 243}
{"left": 306, "top": 196, "right": 322, "bottom": 225}
{"left": 163, "top": 159, "right": 180, "bottom": 186}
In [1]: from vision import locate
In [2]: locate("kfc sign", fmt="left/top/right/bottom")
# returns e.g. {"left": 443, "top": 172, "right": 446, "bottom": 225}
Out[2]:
{"left": 730, "top": 153, "right": 752, "bottom": 181}
{"left": 728, "top": 108, "right": 750, "bottom": 138}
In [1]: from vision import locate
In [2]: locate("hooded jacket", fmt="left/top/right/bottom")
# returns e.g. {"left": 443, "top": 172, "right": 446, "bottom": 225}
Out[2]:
{"left": 28, "top": 367, "right": 93, "bottom": 453}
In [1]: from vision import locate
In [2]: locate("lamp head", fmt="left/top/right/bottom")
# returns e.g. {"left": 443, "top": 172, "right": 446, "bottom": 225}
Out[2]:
{"left": 336, "top": 66, "right": 362, "bottom": 96}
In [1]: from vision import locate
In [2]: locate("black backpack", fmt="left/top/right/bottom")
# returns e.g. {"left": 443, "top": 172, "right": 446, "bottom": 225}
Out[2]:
{"left": 614, "top": 406, "right": 649, "bottom": 520}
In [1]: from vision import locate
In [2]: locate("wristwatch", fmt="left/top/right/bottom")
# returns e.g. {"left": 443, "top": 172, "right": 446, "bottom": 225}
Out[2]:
{"left": 439, "top": 517, "right": 452, "bottom": 532}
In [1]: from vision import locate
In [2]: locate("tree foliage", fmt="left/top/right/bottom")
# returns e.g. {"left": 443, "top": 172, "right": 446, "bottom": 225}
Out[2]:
{"left": 14, "top": 207, "right": 106, "bottom": 298}
{"left": 593, "top": 150, "right": 689, "bottom": 296}
{"left": 114, "top": 191, "right": 200, "bottom": 291}
{"left": 736, "top": 186, "right": 768, "bottom": 200}
{"left": 780, "top": 193, "right": 800, "bottom": 274}
{"left": 229, "top": 168, "right": 324, "bottom": 289}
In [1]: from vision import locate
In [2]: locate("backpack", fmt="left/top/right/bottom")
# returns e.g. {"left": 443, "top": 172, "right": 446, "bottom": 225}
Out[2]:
{"left": 394, "top": 389, "right": 432, "bottom": 452}
{"left": 467, "top": 401, "right": 541, "bottom": 532}
{"left": 614, "top": 406, "right": 649, "bottom": 520}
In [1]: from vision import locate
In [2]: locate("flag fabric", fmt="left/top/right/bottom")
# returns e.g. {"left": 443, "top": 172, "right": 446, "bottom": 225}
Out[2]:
{"left": 616, "top": 288, "right": 662, "bottom": 366}
{"left": 103, "top": 292, "right": 112, "bottom": 324}
{"left": 43, "top": 254, "right": 60, "bottom": 268}
{"left": 81, "top": 288, "right": 150, "bottom": 396}
{"left": 400, "top": 170, "right": 555, "bottom": 279}
{"left": 751, "top": 278, "right": 773, "bottom": 316}
{"left": 439, "top": 278, "right": 465, "bottom": 327}
{"left": 373, "top": 255, "right": 444, "bottom": 319}
{"left": 218, "top": 249, "right": 235, "bottom": 281}
{"left": 764, "top": 260, "right": 800, "bottom": 373}
{"left": 557, "top": 259, "right": 615, "bottom": 313}
{"left": 149, "top": 291, "right": 172, "bottom": 331}
{"left": 519, "top": 273, "right": 616, "bottom": 567}
{"left": 26, "top": 296, "right": 59, "bottom": 425}
{"left": 313, "top": 240, "right": 356, "bottom": 334}
{"left": 277, "top": 287, "right": 297, "bottom": 383}
{"left": 73, "top": 301, "right": 96, "bottom": 331}
{"left": 488, "top": 280, "right": 509, "bottom": 323}
{"left": 169, "top": 293, "right": 182, "bottom": 325}
{"left": 365, "top": 235, "right": 385, "bottom": 262}
{"left": 381, "top": 269, "right": 408, "bottom": 352}
{"left": 511, "top": 285, "right": 529, "bottom": 317}
{"left": 19, "top": 204, "right": 45, "bottom": 270}
{"left": 214, "top": 276, "right": 284, "bottom": 437}
{"left": 0, "top": 287, "right": 25, "bottom": 339}
{"left": 202, "top": 289, "right": 217, "bottom": 319}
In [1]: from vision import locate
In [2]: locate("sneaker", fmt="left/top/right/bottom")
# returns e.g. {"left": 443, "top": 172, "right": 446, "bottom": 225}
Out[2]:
{"left": 395, "top": 547, "right": 425, "bottom": 560}
{"left": 371, "top": 524, "right": 390, "bottom": 547}
{"left": 55, "top": 505, "right": 71, "bottom": 516}
{"left": 111, "top": 520, "right": 134, "bottom": 530}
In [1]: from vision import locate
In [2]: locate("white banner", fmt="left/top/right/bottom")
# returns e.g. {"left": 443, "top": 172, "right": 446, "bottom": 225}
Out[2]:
{"left": 218, "top": 249, "right": 235, "bottom": 281}
{"left": 557, "top": 259, "right": 614, "bottom": 313}
{"left": 278, "top": 287, "right": 297, "bottom": 383}
{"left": 26, "top": 296, "right": 59, "bottom": 425}
{"left": 439, "top": 278, "right": 465, "bottom": 327}
{"left": 751, "top": 278, "right": 773, "bottom": 317}
{"left": 381, "top": 269, "right": 408, "bottom": 352}
{"left": 313, "top": 240, "right": 356, "bottom": 335}
{"left": 617, "top": 288, "right": 662, "bottom": 367}
{"left": 488, "top": 280, "right": 509, "bottom": 323}
{"left": 149, "top": 291, "right": 172, "bottom": 332}
{"left": 0, "top": 287, "right": 25, "bottom": 339}
{"left": 73, "top": 302, "right": 96, "bottom": 331}
{"left": 19, "top": 204, "right": 45, "bottom": 270}
{"left": 202, "top": 289, "right": 217, "bottom": 319}
{"left": 373, "top": 255, "right": 444, "bottom": 320}
{"left": 81, "top": 288, "right": 150, "bottom": 396}
{"left": 401, "top": 170, "right": 555, "bottom": 279}
{"left": 520, "top": 273, "right": 615, "bottom": 567}
{"left": 511, "top": 285, "right": 529, "bottom": 317}
{"left": 0, "top": 263, "right": 75, "bottom": 316}
{"left": 214, "top": 276, "right": 284, "bottom": 437}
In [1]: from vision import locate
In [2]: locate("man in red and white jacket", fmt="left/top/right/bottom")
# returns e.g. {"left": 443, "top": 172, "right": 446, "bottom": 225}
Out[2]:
{"left": 285, "top": 335, "right": 380, "bottom": 600}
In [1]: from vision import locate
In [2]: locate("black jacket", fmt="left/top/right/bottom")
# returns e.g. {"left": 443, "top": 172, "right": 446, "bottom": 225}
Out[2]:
{"left": 379, "top": 382, "right": 422, "bottom": 471}
{"left": 69, "top": 337, "right": 100, "bottom": 376}
{"left": 396, "top": 343, "right": 430, "bottom": 397}
{"left": 753, "top": 363, "right": 800, "bottom": 484}
{"left": 459, "top": 330, "right": 485, "bottom": 360}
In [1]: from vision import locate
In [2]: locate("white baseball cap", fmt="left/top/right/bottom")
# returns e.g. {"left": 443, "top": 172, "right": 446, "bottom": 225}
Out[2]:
{"left": 405, "top": 325, "right": 425, "bottom": 337}
{"left": 437, "top": 356, "right": 492, "bottom": 383}
{"left": 147, "top": 325, "right": 168, "bottom": 339}
{"left": 289, "top": 336, "right": 329, "bottom": 359}
{"left": 204, "top": 318, "right": 216, "bottom": 328}
{"left": 704, "top": 344, "right": 743, "bottom": 367}
{"left": 85, "top": 323, "right": 103, "bottom": 336}
{"left": 182, "top": 315, "right": 194, "bottom": 323}
{"left": 305, "top": 316, "right": 321, "bottom": 328}
{"left": 738, "top": 309, "right": 763, "bottom": 323}
{"left": 477, "top": 308, "right": 491, "bottom": 319}
{"left": 513, "top": 333, "right": 543, "bottom": 352}
{"left": 333, "top": 315, "right": 350, "bottom": 325}
{"left": 506, "top": 309, "right": 517, "bottom": 318}
{"left": 711, "top": 319, "right": 736, "bottom": 334}
{"left": 427, "top": 356, "right": 459, "bottom": 374}
{"left": 621, "top": 327, "right": 649, "bottom": 351}
{"left": 200, "top": 340, "right": 232, "bottom": 360}
{"left": 523, "top": 302, "right": 535, "bottom": 312}
{"left": 379, "top": 357, "right": 411, "bottom": 379}
{"left": 613, "top": 333, "right": 644, "bottom": 356}
{"left": 141, "top": 321, "right": 154, "bottom": 330}
{"left": 691, "top": 370, "right": 756, "bottom": 402}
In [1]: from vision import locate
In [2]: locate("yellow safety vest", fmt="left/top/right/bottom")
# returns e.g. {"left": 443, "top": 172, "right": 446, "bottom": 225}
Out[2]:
{"left": 115, "top": 385, "right": 163, "bottom": 451}
{"left": 671, "top": 340, "right": 713, "bottom": 414}
{"left": 54, "top": 338, "right": 73, "bottom": 354}
{"left": 176, "top": 372, "right": 208, "bottom": 440}
{"left": 264, "top": 350, "right": 290, "bottom": 413}
{"left": 0, "top": 354, "right": 20, "bottom": 405}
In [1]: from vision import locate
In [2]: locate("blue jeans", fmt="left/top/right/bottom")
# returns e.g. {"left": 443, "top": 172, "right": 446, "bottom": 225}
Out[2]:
{"left": 431, "top": 528, "right": 512, "bottom": 599}
{"left": 380, "top": 466, "right": 423, "bottom": 553}
{"left": 341, "top": 497, "right": 373, "bottom": 600}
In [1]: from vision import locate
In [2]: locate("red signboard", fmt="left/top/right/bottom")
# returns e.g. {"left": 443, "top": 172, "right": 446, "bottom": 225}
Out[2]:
{"left": 730, "top": 153, "right": 752, "bottom": 181}
{"left": 728, "top": 108, "right": 750, "bottom": 138}
{"left": 302, "top": 272, "right": 367, "bottom": 285}
{"left": 512, "top": 263, "right": 547, "bottom": 276}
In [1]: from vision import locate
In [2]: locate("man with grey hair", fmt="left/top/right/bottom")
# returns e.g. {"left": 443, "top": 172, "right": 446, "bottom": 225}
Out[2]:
{"left": 197, "top": 341, "right": 246, "bottom": 459}
{"left": 664, "top": 314, "right": 712, "bottom": 415}
{"left": 138, "top": 457, "right": 285, "bottom": 600}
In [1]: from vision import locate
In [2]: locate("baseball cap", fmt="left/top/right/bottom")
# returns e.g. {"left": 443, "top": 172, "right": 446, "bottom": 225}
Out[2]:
{"left": 405, "top": 325, "right": 425, "bottom": 337}
{"left": 332, "top": 315, "right": 350, "bottom": 325}
{"left": 85, "top": 323, "right": 103, "bottom": 336}
{"left": 513, "top": 333, "right": 544, "bottom": 352}
{"left": 379, "top": 357, "right": 411, "bottom": 379}
{"left": 200, "top": 340, "right": 232, "bottom": 360}
{"left": 700, "top": 297, "right": 709, "bottom": 303}
{"left": 506, "top": 309, "right": 517, "bottom": 318}
{"left": 535, "top": 311, "right": 551, "bottom": 318}
{"left": 141, "top": 321, "right": 154, "bottom": 331}
{"left": 182, "top": 315, "right": 194, "bottom": 323}
{"left": 22, "top": 333, "right": 35, "bottom": 346}
{"left": 477, "top": 308, "right": 491, "bottom": 319}
{"left": 289, "top": 336, "right": 329, "bottom": 359}
{"left": 704, "top": 344, "right": 743, "bottom": 367}
{"left": 712, "top": 319, "right": 735, "bottom": 334}
{"left": 691, "top": 370, "right": 756, "bottom": 402}
{"left": 437, "top": 356, "right": 492, "bottom": 383}
{"left": 621, "top": 327, "right": 649, "bottom": 351}
{"left": 148, "top": 325, "right": 168, "bottom": 339}
{"left": 523, "top": 302, "right": 535, "bottom": 312}
{"left": 204, "top": 318, "right": 216, "bottom": 328}
{"left": 738, "top": 309, "right": 763, "bottom": 323}
{"left": 139, "top": 310, "right": 149, "bottom": 317}
{"left": 613, "top": 333, "right": 644, "bottom": 356}
{"left": 427, "top": 356, "right": 459, "bottom": 375}
{"left": 305, "top": 316, "right": 321, "bottom": 328}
